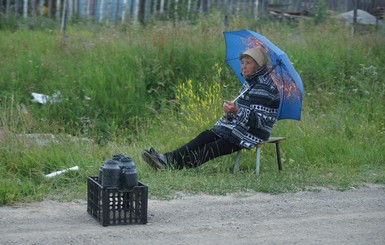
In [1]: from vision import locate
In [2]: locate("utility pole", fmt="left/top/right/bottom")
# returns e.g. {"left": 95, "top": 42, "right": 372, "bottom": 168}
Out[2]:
{"left": 61, "top": 0, "right": 68, "bottom": 37}
{"left": 353, "top": 0, "right": 357, "bottom": 24}
{"left": 352, "top": 0, "right": 358, "bottom": 35}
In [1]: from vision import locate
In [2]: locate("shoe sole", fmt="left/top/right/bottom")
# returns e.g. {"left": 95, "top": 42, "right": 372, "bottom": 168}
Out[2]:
{"left": 141, "top": 151, "right": 166, "bottom": 170}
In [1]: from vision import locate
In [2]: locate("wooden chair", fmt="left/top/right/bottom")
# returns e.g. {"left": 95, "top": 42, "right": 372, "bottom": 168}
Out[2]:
{"left": 233, "top": 137, "right": 286, "bottom": 175}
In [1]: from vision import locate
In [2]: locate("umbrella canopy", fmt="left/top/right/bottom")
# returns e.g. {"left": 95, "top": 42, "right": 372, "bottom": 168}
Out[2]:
{"left": 224, "top": 29, "right": 304, "bottom": 121}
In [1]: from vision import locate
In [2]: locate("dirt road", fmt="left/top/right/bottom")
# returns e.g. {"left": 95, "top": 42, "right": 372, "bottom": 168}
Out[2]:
{"left": 1, "top": 184, "right": 384, "bottom": 245}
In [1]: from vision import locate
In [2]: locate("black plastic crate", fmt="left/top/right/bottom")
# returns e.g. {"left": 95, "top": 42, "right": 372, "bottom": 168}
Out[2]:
{"left": 87, "top": 176, "right": 148, "bottom": 226}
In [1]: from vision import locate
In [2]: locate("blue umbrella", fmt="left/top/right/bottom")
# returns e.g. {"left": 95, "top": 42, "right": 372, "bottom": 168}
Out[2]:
{"left": 224, "top": 29, "right": 304, "bottom": 120}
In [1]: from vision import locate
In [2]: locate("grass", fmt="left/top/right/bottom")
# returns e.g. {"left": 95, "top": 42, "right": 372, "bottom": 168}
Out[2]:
{"left": 0, "top": 15, "right": 384, "bottom": 205}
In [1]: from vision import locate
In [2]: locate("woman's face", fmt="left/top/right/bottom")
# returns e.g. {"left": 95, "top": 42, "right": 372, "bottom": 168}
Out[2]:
{"left": 241, "top": 56, "right": 260, "bottom": 77}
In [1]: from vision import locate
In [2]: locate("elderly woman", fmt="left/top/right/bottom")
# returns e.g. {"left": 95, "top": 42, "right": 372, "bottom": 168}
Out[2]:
{"left": 142, "top": 47, "right": 280, "bottom": 169}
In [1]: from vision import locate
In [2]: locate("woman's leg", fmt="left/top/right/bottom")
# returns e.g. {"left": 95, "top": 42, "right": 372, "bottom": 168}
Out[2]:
{"left": 165, "top": 130, "right": 241, "bottom": 168}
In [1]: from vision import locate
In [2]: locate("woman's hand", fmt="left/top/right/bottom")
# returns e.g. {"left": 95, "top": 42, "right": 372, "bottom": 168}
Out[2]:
{"left": 223, "top": 100, "right": 238, "bottom": 114}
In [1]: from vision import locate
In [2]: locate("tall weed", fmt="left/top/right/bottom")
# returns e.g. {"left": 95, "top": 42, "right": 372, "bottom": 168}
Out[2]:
{"left": 175, "top": 64, "right": 226, "bottom": 133}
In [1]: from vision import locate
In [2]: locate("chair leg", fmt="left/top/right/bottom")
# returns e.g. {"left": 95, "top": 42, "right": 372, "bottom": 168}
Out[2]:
{"left": 233, "top": 151, "right": 242, "bottom": 174}
{"left": 275, "top": 142, "right": 282, "bottom": 171}
{"left": 256, "top": 145, "right": 261, "bottom": 175}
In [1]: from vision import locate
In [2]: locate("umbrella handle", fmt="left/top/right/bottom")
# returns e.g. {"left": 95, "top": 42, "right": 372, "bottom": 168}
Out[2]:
{"left": 232, "top": 93, "right": 242, "bottom": 103}
{"left": 232, "top": 81, "right": 258, "bottom": 103}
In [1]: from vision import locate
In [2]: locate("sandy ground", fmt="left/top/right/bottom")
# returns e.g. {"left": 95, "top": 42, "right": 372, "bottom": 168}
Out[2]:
{"left": 0, "top": 184, "right": 384, "bottom": 245}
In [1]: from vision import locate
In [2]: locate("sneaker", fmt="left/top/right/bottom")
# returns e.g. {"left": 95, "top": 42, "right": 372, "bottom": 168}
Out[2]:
{"left": 147, "top": 147, "right": 157, "bottom": 155}
{"left": 141, "top": 148, "right": 167, "bottom": 170}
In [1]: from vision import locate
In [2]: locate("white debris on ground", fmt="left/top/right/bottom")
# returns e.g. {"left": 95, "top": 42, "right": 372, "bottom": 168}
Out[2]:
{"left": 31, "top": 91, "right": 61, "bottom": 104}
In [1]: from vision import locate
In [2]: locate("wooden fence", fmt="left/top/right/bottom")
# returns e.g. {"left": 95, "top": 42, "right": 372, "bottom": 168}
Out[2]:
{"left": 1, "top": 0, "right": 384, "bottom": 24}
{"left": 268, "top": 0, "right": 385, "bottom": 12}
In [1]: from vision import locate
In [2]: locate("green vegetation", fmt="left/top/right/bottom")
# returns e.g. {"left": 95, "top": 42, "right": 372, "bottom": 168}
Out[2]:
{"left": 0, "top": 15, "right": 384, "bottom": 205}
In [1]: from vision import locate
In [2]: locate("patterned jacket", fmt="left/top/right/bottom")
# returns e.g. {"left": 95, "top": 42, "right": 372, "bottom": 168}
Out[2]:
{"left": 212, "top": 65, "right": 280, "bottom": 149}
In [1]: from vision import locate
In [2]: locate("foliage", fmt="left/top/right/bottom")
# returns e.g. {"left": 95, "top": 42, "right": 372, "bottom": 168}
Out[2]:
{"left": 313, "top": 0, "right": 330, "bottom": 24}
{"left": 175, "top": 64, "right": 227, "bottom": 134}
{"left": 0, "top": 15, "right": 385, "bottom": 205}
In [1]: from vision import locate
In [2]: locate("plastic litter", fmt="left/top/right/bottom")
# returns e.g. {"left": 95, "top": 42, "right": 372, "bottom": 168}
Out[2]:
{"left": 45, "top": 166, "right": 79, "bottom": 178}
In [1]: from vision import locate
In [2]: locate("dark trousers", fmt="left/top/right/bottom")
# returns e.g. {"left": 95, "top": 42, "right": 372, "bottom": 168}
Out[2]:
{"left": 164, "top": 130, "right": 242, "bottom": 169}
